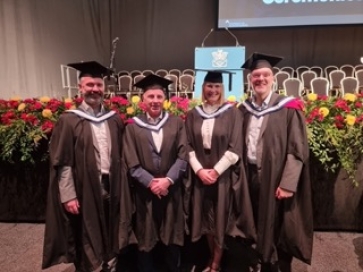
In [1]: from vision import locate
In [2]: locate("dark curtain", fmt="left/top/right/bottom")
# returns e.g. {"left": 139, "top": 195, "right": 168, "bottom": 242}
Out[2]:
{"left": 0, "top": 0, "right": 362, "bottom": 97}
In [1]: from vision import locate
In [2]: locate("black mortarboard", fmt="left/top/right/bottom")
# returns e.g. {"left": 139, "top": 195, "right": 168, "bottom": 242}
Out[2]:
{"left": 134, "top": 74, "right": 172, "bottom": 98}
{"left": 67, "top": 61, "right": 111, "bottom": 79}
{"left": 241, "top": 52, "right": 283, "bottom": 71}
{"left": 199, "top": 69, "right": 235, "bottom": 91}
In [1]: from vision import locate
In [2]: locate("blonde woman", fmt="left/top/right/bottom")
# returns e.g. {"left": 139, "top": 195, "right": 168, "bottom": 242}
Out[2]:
{"left": 185, "top": 71, "right": 255, "bottom": 272}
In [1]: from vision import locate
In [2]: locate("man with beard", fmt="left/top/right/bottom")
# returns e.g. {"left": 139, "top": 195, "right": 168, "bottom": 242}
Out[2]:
{"left": 123, "top": 74, "right": 188, "bottom": 272}
{"left": 239, "top": 53, "right": 313, "bottom": 272}
{"left": 42, "top": 61, "right": 129, "bottom": 272}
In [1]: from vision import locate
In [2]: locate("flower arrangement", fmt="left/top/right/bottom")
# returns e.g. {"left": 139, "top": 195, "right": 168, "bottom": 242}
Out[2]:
{"left": 0, "top": 95, "right": 198, "bottom": 163}
{"left": 1, "top": 94, "right": 362, "bottom": 186}
{"left": 304, "top": 93, "right": 363, "bottom": 186}
{"left": 0, "top": 96, "right": 76, "bottom": 163}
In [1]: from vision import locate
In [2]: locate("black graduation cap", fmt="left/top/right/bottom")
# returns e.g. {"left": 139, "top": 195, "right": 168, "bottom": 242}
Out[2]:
{"left": 134, "top": 74, "right": 172, "bottom": 98}
{"left": 67, "top": 61, "right": 111, "bottom": 79}
{"left": 241, "top": 52, "right": 283, "bottom": 71}
{"left": 198, "top": 69, "right": 235, "bottom": 92}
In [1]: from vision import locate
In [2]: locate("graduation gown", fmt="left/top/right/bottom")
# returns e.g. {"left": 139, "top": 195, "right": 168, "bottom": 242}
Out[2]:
{"left": 42, "top": 108, "right": 129, "bottom": 270}
{"left": 185, "top": 104, "right": 256, "bottom": 248}
{"left": 123, "top": 113, "right": 188, "bottom": 252}
{"left": 238, "top": 93, "right": 313, "bottom": 264}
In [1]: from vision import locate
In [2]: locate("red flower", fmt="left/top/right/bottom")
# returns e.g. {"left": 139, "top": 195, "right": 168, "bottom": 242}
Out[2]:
{"left": 8, "top": 100, "right": 19, "bottom": 109}
{"left": 125, "top": 118, "right": 135, "bottom": 124}
{"left": 318, "top": 95, "right": 328, "bottom": 101}
{"left": 46, "top": 99, "right": 63, "bottom": 112}
{"left": 1, "top": 111, "right": 16, "bottom": 125}
{"left": 20, "top": 113, "right": 39, "bottom": 125}
{"left": 335, "top": 99, "right": 350, "bottom": 112}
{"left": 111, "top": 96, "right": 129, "bottom": 106}
{"left": 64, "top": 102, "right": 74, "bottom": 109}
{"left": 41, "top": 120, "right": 54, "bottom": 133}
{"left": 355, "top": 101, "right": 362, "bottom": 108}
{"left": 119, "top": 113, "right": 126, "bottom": 121}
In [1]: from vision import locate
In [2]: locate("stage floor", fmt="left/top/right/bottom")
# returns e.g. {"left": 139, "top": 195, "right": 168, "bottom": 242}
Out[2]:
{"left": 0, "top": 223, "right": 362, "bottom": 272}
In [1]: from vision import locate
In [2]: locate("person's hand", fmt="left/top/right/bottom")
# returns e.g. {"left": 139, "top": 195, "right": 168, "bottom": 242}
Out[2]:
{"left": 63, "top": 199, "right": 80, "bottom": 214}
{"left": 150, "top": 178, "right": 170, "bottom": 198}
{"left": 197, "top": 169, "right": 217, "bottom": 185}
{"left": 209, "top": 169, "right": 220, "bottom": 181}
{"left": 275, "top": 187, "right": 294, "bottom": 200}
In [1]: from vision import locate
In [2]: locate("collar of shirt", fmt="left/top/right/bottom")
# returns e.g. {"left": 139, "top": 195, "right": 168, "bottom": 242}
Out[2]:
{"left": 251, "top": 90, "right": 273, "bottom": 111}
{"left": 81, "top": 100, "right": 106, "bottom": 117}
{"left": 146, "top": 112, "right": 163, "bottom": 125}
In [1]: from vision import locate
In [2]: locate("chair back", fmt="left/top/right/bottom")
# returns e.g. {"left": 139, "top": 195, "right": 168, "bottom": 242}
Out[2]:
{"left": 274, "top": 71, "right": 290, "bottom": 91}
{"left": 164, "top": 74, "right": 179, "bottom": 96}
{"left": 329, "top": 70, "right": 345, "bottom": 91}
{"left": 118, "top": 70, "right": 129, "bottom": 77}
{"left": 340, "top": 65, "right": 355, "bottom": 77}
{"left": 311, "top": 77, "right": 329, "bottom": 96}
{"left": 310, "top": 66, "right": 323, "bottom": 77}
{"left": 301, "top": 70, "right": 317, "bottom": 92}
{"left": 355, "top": 70, "right": 363, "bottom": 92}
{"left": 130, "top": 70, "right": 142, "bottom": 78}
{"left": 155, "top": 69, "right": 169, "bottom": 77}
{"left": 179, "top": 74, "right": 195, "bottom": 96}
{"left": 354, "top": 64, "right": 363, "bottom": 76}
{"left": 272, "top": 67, "right": 280, "bottom": 74}
{"left": 283, "top": 78, "right": 303, "bottom": 97}
{"left": 324, "top": 65, "right": 338, "bottom": 78}
{"left": 118, "top": 75, "right": 133, "bottom": 93}
{"left": 296, "top": 66, "right": 310, "bottom": 80}
{"left": 142, "top": 70, "right": 154, "bottom": 76}
{"left": 103, "top": 75, "right": 118, "bottom": 97}
{"left": 340, "top": 77, "right": 359, "bottom": 95}
{"left": 182, "top": 69, "right": 195, "bottom": 76}
{"left": 169, "top": 69, "right": 182, "bottom": 77}
{"left": 280, "top": 66, "right": 295, "bottom": 77}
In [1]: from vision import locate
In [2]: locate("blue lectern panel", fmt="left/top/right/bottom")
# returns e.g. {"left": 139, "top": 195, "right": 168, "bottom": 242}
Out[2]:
{"left": 194, "top": 46, "right": 245, "bottom": 100}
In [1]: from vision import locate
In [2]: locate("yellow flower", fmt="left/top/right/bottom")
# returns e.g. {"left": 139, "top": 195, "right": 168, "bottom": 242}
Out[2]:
{"left": 64, "top": 98, "right": 73, "bottom": 103}
{"left": 39, "top": 96, "right": 50, "bottom": 103}
{"left": 42, "top": 109, "right": 53, "bottom": 118}
{"left": 319, "top": 107, "right": 329, "bottom": 117}
{"left": 69, "top": 105, "right": 76, "bottom": 110}
{"left": 131, "top": 95, "right": 140, "bottom": 104}
{"left": 33, "top": 135, "right": 43, "bottom": 143}
{"left": 343, "top": 93, "right": 357, "bottom": 102}
{"left": 163, "top": 100, "right": 171, "bottom": 110}
{"left": 10, "top": 96, "right": 21, "bottom": 101}
{"left": 126, "top": 107, "right": 135, "bottom": 115}
{"left": 17, "top": 103, "right": 26, "bottom": 111}
{"left": 345, "top": 114, "right": 356, "bottom": 126}
{"left": 307, "top": 93, "right": 317, "bottom": 101}
{"left": 227, "top": 95, "right": 236, "bottom": 102}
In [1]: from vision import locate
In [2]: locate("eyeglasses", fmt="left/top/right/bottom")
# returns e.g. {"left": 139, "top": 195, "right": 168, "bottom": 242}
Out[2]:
{"left": 251, "top": 72, "right": 273, "bottom": 79}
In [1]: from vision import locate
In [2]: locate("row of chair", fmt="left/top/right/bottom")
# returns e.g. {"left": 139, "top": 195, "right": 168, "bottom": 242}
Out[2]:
{"left": 278, "top": 76, "right": 361, "bottom": 98}
{"left": 104, "top": 73, "right": 195, "bottom": 99}
{"left": 118, "top": 68, "right": 195, "bottom": 78}
{"left": 273, "top": 64, "right": 363, "bottom": 80}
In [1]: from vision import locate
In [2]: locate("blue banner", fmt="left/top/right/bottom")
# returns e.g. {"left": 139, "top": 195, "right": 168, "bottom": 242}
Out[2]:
{"left": 194, "top": 46, "right": 245, "bottom": 100}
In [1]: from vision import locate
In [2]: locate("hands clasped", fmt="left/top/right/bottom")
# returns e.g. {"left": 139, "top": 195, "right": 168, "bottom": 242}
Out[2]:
{"left": 197, "top": 169, "right": 219, "bottom": 185}
{"left": 150, "top": 177, "right": 171, "bottom": 199}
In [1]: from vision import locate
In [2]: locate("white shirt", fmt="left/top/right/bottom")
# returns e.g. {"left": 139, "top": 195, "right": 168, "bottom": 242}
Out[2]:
{"left": 147, "top": 112, "right": 163, "bottom": 153}
{"left": 246, "top": 91, "right": 273, "bottom": 164}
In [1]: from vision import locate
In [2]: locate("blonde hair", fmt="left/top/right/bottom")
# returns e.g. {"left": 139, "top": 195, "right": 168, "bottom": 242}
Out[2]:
{"left": 201, "top": 82, "right": 226, "bottom": 106}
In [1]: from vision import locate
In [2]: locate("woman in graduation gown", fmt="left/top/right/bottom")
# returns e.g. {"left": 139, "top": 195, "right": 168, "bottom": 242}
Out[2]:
{"left": 185, "top": 71, "right": 256, "bottom": 272}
